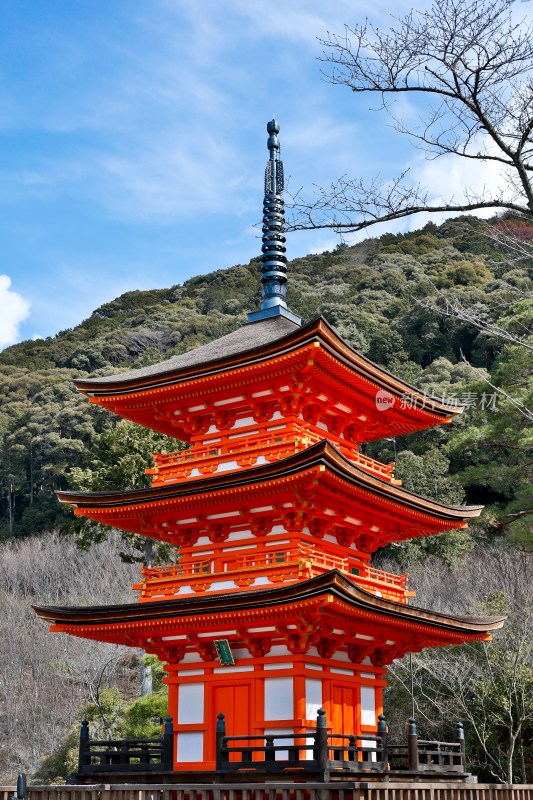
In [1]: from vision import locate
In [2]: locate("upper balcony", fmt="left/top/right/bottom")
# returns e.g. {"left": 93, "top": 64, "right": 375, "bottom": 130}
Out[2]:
{"left": 146, "top": 431, "right": 398, "bottom": 485}
{"left": 134, "top": 545, "right": 414, "bottom": 604}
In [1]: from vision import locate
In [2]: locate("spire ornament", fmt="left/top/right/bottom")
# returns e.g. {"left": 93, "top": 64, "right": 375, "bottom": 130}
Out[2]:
{"left": 248, "top": 119, "right": 302, "bottom": 325}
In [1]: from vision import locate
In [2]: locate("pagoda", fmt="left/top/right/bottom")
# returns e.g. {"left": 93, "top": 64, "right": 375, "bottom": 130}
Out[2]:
{"left": 35, "top": 120, "right": 503, "bottom": 775}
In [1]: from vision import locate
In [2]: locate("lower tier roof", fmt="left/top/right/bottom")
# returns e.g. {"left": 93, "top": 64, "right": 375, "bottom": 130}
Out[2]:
{"left": 34, "top": 570, "right": 504, "bottom": 666}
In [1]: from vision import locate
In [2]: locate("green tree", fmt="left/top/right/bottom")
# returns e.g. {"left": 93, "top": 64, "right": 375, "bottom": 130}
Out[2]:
{"left": 68, "top": 418, "right": 183, "bottom": 563}
{"left": 446, "top": 347, "right": 533, "bottom": 544}
{"left": 380, "top": 447, "right": 473, "bottom": 565}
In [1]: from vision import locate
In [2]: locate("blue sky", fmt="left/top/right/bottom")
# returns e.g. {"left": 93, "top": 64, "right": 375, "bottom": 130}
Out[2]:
{"left": 0, "top": 0, "right": 508, "bottom": 348}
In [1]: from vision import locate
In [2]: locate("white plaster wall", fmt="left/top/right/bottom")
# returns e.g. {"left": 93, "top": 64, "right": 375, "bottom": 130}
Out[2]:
{"left": 176, "top": 732, "right": 204, "bottom": 762}
{"left": 180, "top": 651, "right": 202, "bottom": 663}
{"left": 360, "top": 685, "right": 376, "bottom": 726}
{"left": 305, "top": 677, "right": 322, "bottom": 720}
{"left": 217, "top": 460, "right": 239, "bottom": 472}
{"left": 177, "top": 683, "right": 204, "bottom": 724}
{"left": 264, "top": 677, "right": 293, "bottom": 720}
{"left": 268, "top": 644, "right": 291, "bottom": 657}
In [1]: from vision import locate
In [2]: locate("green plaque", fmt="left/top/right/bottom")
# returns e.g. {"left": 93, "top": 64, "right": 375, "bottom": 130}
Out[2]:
{"left": 214, "top": 639, "right": 235, "bottom": 666}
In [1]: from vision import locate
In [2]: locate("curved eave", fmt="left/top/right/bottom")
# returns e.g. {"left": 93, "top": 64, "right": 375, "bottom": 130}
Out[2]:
{"left": 56, "top": 440, "right": 482, "bottom": 525}
{"left": 33, "top": 569, "right": 505, "bottom": 637}
{"left": 74, "top": 316, "right": 462, "bottom": 420}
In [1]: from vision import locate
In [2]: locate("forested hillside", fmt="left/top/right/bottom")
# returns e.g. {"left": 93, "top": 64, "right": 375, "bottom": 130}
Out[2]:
{"left": 1, "top": 215, "right": 531, "bottom": 551}
{"left": 0, "top": 214, "right": 532, "bottom": 783}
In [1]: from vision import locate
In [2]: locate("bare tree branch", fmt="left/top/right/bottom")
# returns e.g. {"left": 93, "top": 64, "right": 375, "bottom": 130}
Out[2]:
{"left": 458, "top": 351, "right": 533, "bottom": 421}
{"left": 418, "top": 287, "right": 533, "bottom": 353}
{"left": 387, "top": 548, "right": 533, "bottom": 783}
{"left": 289, "top": 0, "right": 533, "bottom": 233}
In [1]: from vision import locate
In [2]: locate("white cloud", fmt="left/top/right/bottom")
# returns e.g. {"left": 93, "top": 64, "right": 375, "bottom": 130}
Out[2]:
{"left": 0, "top": 275, "right": 31, "bottom": 349}
{"left": 406, "top": 135, "right": 515, "bottom": 230}
{"left": 308, "top": 236, "right": 340, "bottom": 254}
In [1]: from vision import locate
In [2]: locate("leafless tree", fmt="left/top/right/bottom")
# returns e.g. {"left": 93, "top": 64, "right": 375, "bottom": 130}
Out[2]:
{"left": 405, "top": 217, "right": 533, "bottom": 421}
{"left": 419, "top": 288, "right": 533, "bottom": 354}
{"left": 0, "top": 532, "right": 139, "bottom": 781}
{"left": 289, "top": 0, "right": 533, "bottom": 233}
{"left": 385, "top": 548, "right": 533, "bottom": 783}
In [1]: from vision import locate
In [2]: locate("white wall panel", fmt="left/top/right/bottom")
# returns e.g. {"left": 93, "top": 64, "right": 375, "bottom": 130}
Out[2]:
{"left": 305, "top": 678, "right": 322, "bottom": 720}
{"left": 181, "top": 651, "right": 202, "bottom": 663}
{"left": 361, "top": 686, "right": 376, "bottom": 726}
{"left": 268, "top": 645, "right": 291, "bottom": 657}
{"left": 265, "top": 677, "right": 293, "bottom": 720}
{"left": 176, "top": 732, "right": 203, "bottom": 762}
{"left": 177, "top": 683, "right": 204, "bottom": 724}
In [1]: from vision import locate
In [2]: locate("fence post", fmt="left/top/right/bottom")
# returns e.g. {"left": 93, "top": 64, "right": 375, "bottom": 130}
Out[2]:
{"left": 265, "top": 735, "right": 275, "bottom": 763}
{"left": 407, "top": 717, "right": 419, "bottom": 772}
{"left": 315, "top": 707, "right": 329, "bottom": 780}
{"left": 456, "top": 721, "right": 465, "bottom": 769}
{"left": 16, "top": 774, "right": 26, "bottom": 800}
{"left": 119, "top": 740, "right": 129, "bottom": 766}
{"left": 216, "top": 712, "right": 226, "bottom": 771}
{"left": 162, "top": 715, "right": 174, "bottom": 770}
{"left": 348, "top": 735, "right": 356, "bottom": 763}
{"left": 78, "top": 719, "right": 90, "bottom": 773}
{"left": 378, "top": 713, "right": 388, "bottom": 770}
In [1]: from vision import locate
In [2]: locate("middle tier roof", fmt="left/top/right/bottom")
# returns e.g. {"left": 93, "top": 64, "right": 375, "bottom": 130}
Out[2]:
{"left": 57, "top": 440, "right": 481, "bottom": 552}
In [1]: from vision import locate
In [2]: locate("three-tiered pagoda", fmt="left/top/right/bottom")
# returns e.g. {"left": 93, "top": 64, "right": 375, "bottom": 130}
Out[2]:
{"left": 36, "top": 120, "right": 503, "bottom": 774}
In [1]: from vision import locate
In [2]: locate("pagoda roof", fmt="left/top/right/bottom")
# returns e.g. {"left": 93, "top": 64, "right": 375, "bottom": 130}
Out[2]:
{"left": 72, "top": 315, "right": 465, "bottom": 443}
{"left": 56, "top": 440, "right": 482, "bottom": 547}
{"left": 76, "top": 315, "right": 300, "bottom": 391}
{"left": 74, "top": 315, "right": 461, "bottom": 416}
{"left": 33, "top": 569, "right": 504, "bottom": 647}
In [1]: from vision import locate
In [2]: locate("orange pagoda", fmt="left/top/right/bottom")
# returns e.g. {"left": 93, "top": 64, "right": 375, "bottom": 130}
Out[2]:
{"left": 36, "top": 120, "right": 503, "bottom": 779}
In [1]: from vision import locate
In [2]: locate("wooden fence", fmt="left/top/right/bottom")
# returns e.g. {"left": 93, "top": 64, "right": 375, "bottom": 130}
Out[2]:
{"left": 73, "top": 710, "right": 466, "bottom": 781}
{"left": 1, "top": 781, "right": 533, "bottom": 800}
{"left": 215, "top": 712, "right": 464, "bottom": 778}
{"left": 216, "top": 710, "right": 388, "bottom": 775}
{"left": 77, "top": 718, "right": 173, "bottom": 776}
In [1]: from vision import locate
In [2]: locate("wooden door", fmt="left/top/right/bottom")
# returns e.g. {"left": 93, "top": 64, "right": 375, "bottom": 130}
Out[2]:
{"left": 212, "top": 682, "right": 252, "bottom": 761}
{"left": 331, "top": 683, "right": 358, "bottom": 740}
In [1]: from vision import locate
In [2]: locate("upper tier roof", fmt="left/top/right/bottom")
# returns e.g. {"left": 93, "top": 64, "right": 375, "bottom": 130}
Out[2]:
{"left": 78, "top": 315, "right": 301, "bottom": 388}
{"left": 73, "top": 316, "right": 463, "bottom": 441}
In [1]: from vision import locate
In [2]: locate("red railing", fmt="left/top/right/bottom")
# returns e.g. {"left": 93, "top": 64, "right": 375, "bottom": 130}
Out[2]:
{"left": 147, "top": 433, "right": 396, "bottom": 485}
{"left": 135, "top": 547, "right": 410, "bottom": 602}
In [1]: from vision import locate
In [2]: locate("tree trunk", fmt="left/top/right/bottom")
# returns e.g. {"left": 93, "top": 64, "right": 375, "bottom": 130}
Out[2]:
{"left": 141, "top": 656, "right": 152, "bottom": 697}
{"left": 144, "top": 537, "right": 154, "bottom": 567}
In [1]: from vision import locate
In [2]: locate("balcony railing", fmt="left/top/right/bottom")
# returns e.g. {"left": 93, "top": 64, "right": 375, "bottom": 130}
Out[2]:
{"left": 216, "top": 712, "right": 466, "bottom": 778}
{"left": 134, "top": 547, "right": 410, "bottom": 602}
{"left": 71, "top": 712, "right": 466, "bottom": 782}
{"left": 146, "top": 433, "right": 397, "bottom": 485}
{"left": 355, "top": 564, "right": 414, "bottom": 601}
{"left": 77, "top": 718, "right": 174, "bottom": 776}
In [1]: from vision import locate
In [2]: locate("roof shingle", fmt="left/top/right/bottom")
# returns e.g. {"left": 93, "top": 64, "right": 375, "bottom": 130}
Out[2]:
{"left": 84, "top": 316, "right": 300, "bottom": 385}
